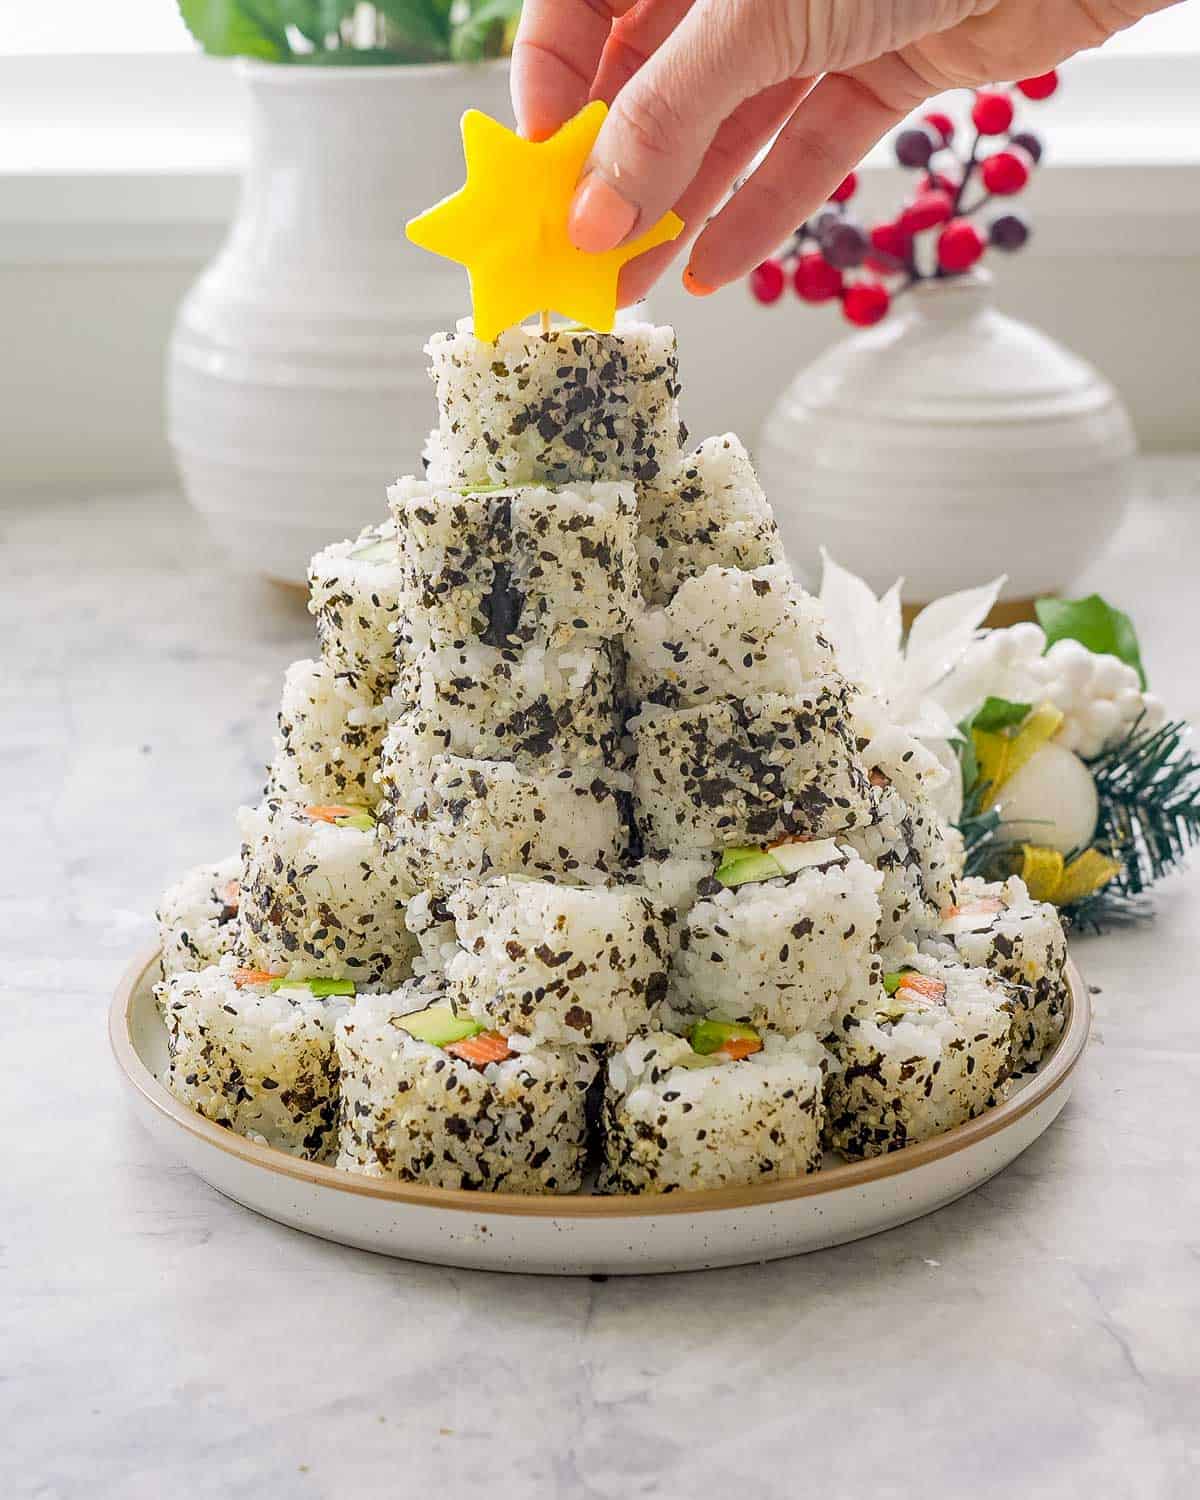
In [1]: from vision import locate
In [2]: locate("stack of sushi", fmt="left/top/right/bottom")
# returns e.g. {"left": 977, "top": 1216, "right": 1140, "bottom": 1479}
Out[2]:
{"left": 154, "top": 317, "right": 1072, "bottom": 1195}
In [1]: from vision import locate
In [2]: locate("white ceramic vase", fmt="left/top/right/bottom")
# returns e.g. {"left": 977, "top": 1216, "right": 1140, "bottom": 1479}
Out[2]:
{"left": 758, "top": 272, "right": 1136, "bottom": 606}
{"left": 168, "top": 59, "right": 511, "bottom": 584}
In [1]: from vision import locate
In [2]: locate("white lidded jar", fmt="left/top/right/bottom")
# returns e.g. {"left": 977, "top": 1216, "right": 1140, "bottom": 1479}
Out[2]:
{"left": 758, "top": 271, "right": 1136, "bottom": 605}
{"left": 168, "top": 59, "right": 511, "bottom": 585}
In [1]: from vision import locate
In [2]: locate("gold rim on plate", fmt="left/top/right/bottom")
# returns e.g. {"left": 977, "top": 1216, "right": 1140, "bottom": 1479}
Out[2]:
{"left": 110, "top": 943, "right": 1090, "bottom": 1219}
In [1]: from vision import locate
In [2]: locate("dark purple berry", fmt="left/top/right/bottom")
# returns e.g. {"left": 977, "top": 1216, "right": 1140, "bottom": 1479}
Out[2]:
{"left": 895, "top": 126, "right": 938, "bottom": 169}
{"left": 809, "top": 207, "right": 842, "bottom": 245}
{"left": 989, "top": 213, "right": 1030, "bottom": 251}
{"left": 1008, "top": 130, "right": 1043, "bottom": 164}
{"left": 822, "top": 221, "right": 869, "bottom": 270}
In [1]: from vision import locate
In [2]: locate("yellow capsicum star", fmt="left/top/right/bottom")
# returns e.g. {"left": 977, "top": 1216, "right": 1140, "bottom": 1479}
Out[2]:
{"left": 406, "top": 101, "right": 684, "bottom": 343}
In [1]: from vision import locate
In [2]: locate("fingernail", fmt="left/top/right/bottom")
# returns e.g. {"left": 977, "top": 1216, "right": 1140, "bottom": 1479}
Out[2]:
{"left": 682, "top": 266, "right": 715, "bottom": 297}
{"left": 569, "top": 173, "right": 638, "bottom": 254}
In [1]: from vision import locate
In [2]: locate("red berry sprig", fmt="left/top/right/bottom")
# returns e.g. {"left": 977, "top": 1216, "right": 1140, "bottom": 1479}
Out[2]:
{"left": 747, "top": 70, "right": 1059, "bottom": 324}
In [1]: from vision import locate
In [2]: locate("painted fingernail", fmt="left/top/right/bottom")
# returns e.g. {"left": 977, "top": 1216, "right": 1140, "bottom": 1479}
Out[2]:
{"left": 682, "top": 266, "right": 715, "bottom": 297}
{"left": 569, "top": 173, "right": 638, "bottom": 254}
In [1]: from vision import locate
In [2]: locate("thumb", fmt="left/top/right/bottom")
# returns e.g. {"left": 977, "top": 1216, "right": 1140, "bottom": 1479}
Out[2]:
{"left": 568, "top": 0, "right": 785, "bottom": 254}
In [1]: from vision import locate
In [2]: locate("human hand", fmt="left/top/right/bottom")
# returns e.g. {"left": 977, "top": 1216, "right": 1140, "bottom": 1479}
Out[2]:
{"left": 511, "top": 0, "right": 1183, "bottom": 302}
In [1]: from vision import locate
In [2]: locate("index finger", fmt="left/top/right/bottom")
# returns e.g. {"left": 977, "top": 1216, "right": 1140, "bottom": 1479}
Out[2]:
{"left": 511, "top": 0, "right": 638, "bottom": 141}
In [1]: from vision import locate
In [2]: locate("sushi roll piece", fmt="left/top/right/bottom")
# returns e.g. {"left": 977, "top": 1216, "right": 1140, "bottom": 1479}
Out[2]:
{"left": 599, "top": 1023, "right": 827, "bottom": 1193}
{"left": 237, "top": 799, "right": 416, "bottom": 988}
{"left": 157, "top": 961, "right": 353, "bottom": 1160}
{"left": 157, "top": 855, "right": 241, "bottom": 978}
{"left": 933, "top": 876, "right": 1069, "bottom": 1068}
{"left": 637, "top": 434, "right": 786, "bottom": 606}
{"left": 841, "top": 784, "right": 957, "bottom": 944}
{"left": 388, "top": 632, "right": 623, "bottom": 771}
{"left": 376, "top": 729, "right": 632, "bottom": 891}
{"left": 630, "top": 681, "right": 872, "bottom": 854}
{"left": 627, "top": 563, "right": 836, "bottom": 708}
{"left": 825, "top": 950, "right": 1014, "bottom": 1159}
{"left": 335, "top": 987, "right": 598, "bottom": 1192}
{"left": 265, "top": 657, "right": 388, "bottom": 807}
{"left": 388, "top": 476, "right": 640, "bottom": 647}
{"left": 851, "top": 700, "right": 955, "bottom": 811}
{"left": 445, "top": 877, "right": 671, "bottom": 1047}
{"left": 425, "top": 319, "right": 684, "bottom": 487}
{"left": 670, "top": 840, "right": 882, "bottom": 1036}
{"left": 307, "top": 521, "right": 405, "bottom": 696}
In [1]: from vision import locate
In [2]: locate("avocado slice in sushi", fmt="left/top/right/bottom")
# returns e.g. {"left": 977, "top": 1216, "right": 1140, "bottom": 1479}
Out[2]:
{"left": 401, "top": 1004, "right": 483, "bottom": 1048}
{"left": 269, "top": 977, "right": 357, "bottom": 998}
{"left": 716, "top": 847, "right": 783, "bottom": 887}
{"left": 690, "top": 1019, "right": 762, "bottom": 1056}
{"left": 716, "top": 838, "right": 845, "bottom": 888}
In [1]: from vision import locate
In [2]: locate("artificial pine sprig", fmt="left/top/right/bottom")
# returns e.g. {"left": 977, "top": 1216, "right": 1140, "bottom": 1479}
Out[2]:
{"left": 957, "top": 712, "right": 1200, "bottom": 930}
{"left": 1087, "top": 717, "right": 1200, "bottom": 896}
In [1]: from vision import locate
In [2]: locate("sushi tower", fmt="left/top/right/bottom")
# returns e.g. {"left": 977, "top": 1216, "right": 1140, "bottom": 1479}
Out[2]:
{"left": 153, "top": 105, "right": 1071, "bottom": 1195}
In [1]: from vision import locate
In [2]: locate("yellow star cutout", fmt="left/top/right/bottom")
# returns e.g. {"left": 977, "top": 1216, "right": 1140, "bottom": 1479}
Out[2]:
{"left": 406, "top": 101, "right": 684, "bottom": 343}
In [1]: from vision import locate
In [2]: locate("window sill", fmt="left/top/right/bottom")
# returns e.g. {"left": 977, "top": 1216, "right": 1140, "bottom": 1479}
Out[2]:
{"left": 2, "top": 49, "right": 1199, "bottom": 264}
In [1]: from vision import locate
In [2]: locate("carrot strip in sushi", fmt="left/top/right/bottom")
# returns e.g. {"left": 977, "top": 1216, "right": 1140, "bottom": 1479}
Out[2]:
{"left": 941, "top": 897, "right": 1004, "bottom": 920}
{"left": 897, "top": 972, "right": 947, "bottom": 1003}
{"left": 304, "top": 803, "right": 361, "bottom": 824}
{"left": 445, "top": 1031, "right": 514, "bottom": 1068}
{"left": 233, "top": 967, "right": 281, "bottom": 988}
{"left": 718, "top": 1037, "right": 763, "bottom": 1061}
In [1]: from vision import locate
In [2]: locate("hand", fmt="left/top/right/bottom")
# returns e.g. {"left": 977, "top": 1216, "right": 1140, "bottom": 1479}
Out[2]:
{"left": 511, "top": 0, "right": 1183, "bottom": 302}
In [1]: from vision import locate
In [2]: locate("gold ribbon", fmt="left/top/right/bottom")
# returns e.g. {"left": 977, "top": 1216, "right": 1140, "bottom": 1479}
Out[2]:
{"left": 1017, "top": 844, "right": 1123, "bottom": 905}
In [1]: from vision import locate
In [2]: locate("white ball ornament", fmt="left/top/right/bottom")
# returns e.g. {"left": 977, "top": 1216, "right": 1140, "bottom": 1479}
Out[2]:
{"left": 996, "top": 742, "right": 1099, "bottom": 853}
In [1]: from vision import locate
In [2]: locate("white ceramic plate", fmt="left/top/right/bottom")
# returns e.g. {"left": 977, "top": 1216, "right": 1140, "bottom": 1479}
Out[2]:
{"left": 111, "top": 946, "right": 1090, "bottom": 1276}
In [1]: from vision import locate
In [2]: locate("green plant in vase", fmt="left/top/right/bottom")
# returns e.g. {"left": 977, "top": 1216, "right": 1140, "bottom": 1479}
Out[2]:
{"left": 177, "top": 0, "right": 522, "bottom": 64}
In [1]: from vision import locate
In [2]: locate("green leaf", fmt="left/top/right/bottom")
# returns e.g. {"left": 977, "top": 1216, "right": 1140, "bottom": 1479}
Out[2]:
{"left": 972, "top": 696, "right": 1033, "bottom": 734}
{"left": 450, "top": 0, "right": 522, "bottom": 61}
{"left": 1036, "top": 593, "right": 1147, "bottom": 689}
{"left": 280, "top": 0, "right": 355, "bottom": 45}
{"left": 374, "top": 0, "right": 454, "bottom": 59}
{"left": 177, "top": 0, "right": 289, "bottom": 58}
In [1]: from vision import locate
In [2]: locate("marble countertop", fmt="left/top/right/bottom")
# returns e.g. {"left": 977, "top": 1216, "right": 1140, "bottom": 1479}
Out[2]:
{"left": 4, "top": 464, "right": 1199, "bottom": 1500}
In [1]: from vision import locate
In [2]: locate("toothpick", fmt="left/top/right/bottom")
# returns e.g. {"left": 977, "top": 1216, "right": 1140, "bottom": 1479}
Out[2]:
{"left": 540, "top": 310, "right": 551, "bottom": 335}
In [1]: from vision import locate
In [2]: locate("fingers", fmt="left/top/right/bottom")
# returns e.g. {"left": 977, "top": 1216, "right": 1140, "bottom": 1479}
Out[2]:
{"left": 569, "top": 0, "right": 789, "bottom": 254}
{"left": 616, "top": 76, "right": 814, "bottom": 306}
{"left": 590, "top": 0, "right": 696, "bottom": 106}
{"left": 510, "top": 0, "right": 638, "bottom": 141}
{"left": 685, "top": 54, "right": 935, "bottom": 290}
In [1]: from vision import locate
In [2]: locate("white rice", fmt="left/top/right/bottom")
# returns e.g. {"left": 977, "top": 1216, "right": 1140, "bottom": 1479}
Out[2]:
{"left": 307, "top": 520, "right": 405, "bottom": 695}
{"left": 265, "top": 657, "right": 389, "bottom": 806}
{"left": 425, "top": 319, "right": 683, "bottom": 487}
{"left": 637, "top": 434, "right": 786, "bottom": 606}
{"left": 388, "top": 476, "right": 640, "bottom": 647}
{"left": 928, "top": 875, "right": 1069, "bottom": 1068}
{"left": 375, "top": 728, "right": 632, "bottom": 891}
{"left": 157, "top": 959, "right": 349, "bottom": 1160}
{"left": 445, "top": 877, "right": 671, "bottom": 1046}
{"left": 629, "top": 681, "right": 872, "bottom": 854}
{"left": 671, "top": 851, "right": 883, "bottom": 1036}
{"left": 157, "top": 855, "right": 240, "bottom": 978}
{"left": 841, "top": 785, "right": 958, "bottom": 944}
{"left": 627, "top": 563, "right": 835, "bottom": 709}
{"left": 825, "top": 948, "right": 1014, "bottom": 1158}
{"left": 237, "top": 799, "right": 416, "bottom": 987}
{"left": 600, "top": 1029, "right": 827, "bottom": 1192}
{"left": 334, "top": 987, "right": 598, "bottom": 1192}
{"left": 387, "top": 632, "right": 623, "bottom": 771}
